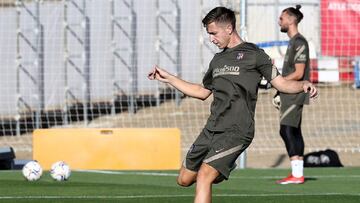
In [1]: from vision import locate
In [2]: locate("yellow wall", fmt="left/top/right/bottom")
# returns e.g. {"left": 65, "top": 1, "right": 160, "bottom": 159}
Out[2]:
{"left": 33, "top": 128, "right": 181, "bottom": 170}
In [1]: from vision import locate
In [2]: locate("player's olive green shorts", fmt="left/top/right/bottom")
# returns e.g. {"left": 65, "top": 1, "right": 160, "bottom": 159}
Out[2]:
{"left": 183, "top": 127, "right": 253, "bottom": 180}
{"left": 280, "top": 103, "right": 303, "bottom": 127}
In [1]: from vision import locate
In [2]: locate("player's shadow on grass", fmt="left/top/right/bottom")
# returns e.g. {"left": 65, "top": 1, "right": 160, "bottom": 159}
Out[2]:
{"left": 304, "top": 177, "right": 317, "bottom": 182}
{"left": 271, "top": 154, "right": 287, "bottom": 168}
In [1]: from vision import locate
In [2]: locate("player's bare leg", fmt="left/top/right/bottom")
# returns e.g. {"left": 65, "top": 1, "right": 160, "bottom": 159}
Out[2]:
{"left": 177, "top": 166, "right": 197, "bottom": 187}
{"left": 290, "top": 155, "right": 303, "bottom": 161}
{"left": 194, "top": 163, "right": 219, "bottom": 203}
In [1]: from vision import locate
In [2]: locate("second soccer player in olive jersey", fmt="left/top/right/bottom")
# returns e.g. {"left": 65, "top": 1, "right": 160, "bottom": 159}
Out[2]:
{"left": 276, "top": 5, "right": 310, "bottom": 185}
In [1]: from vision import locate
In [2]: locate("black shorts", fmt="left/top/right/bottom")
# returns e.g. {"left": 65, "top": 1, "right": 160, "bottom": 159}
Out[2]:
{"left": 183, "top": 127, "right": 253, "bottom": 179}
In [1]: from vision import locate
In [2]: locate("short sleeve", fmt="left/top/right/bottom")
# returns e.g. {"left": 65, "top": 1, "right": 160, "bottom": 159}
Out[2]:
{"left": 293, "top": 38, "right": 308, "bottom": 64}
{"left": 202, "top": 66, "right": 213, "bottom": 90}
{"left": 256, "top": 49, "right": 280, "bottom": 82}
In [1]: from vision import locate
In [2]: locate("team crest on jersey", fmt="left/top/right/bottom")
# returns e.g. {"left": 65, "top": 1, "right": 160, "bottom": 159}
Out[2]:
{"left": 236, "top": 52, "right": 244, "bottom": 60}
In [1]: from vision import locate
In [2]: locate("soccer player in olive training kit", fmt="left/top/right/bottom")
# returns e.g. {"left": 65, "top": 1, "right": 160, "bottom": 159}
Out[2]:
{"left": 276, "top": 5, "right": 310, "bottom": 184}
{"left": 148, "top": 7, "right": 317, "bottom": 203}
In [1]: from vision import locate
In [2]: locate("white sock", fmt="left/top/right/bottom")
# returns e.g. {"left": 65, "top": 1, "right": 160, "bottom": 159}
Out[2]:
{"left": 291, "top": 160, "right": 304, "bottom": 178}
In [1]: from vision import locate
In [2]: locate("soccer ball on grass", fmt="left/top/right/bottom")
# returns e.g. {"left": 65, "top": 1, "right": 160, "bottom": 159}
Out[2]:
{"left": 50, "top": 161, "right": 71, "bottom": 181}
{"left": 22, "top": 160, "right": 43, "bottom": 181}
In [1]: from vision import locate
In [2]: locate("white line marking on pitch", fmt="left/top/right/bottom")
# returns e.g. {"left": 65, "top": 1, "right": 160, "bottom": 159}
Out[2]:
{"left": 75, "top": 170, "right": 360, "bottom": 179}
{"left": 0, "top": 193, "right": 359, "bottom": 200}
{"left": 76, "top": 170, "right": 178, "bottom": 176}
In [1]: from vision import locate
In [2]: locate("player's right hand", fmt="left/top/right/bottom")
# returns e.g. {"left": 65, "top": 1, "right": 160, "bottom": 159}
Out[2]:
{"left": 147, "top": 68, "right": 157, "bottom": 80}
{"left": 147, "top": 65, "right": 171, "bottom": 83}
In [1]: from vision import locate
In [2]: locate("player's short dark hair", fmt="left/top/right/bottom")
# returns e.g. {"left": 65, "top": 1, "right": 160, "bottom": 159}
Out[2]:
{"left": 202, "top": 7, "right": 236, "bottom": 30}
{"left": 283, "top": 5, "right": 304, "bottom": 24}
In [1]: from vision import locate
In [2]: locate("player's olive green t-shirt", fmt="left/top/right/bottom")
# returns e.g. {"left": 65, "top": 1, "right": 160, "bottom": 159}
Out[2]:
{"left": 202, "top": 42, "right": 280, "bottom": 132}
{"left": 280, "top": 33, "right": 310, "bottom": 105}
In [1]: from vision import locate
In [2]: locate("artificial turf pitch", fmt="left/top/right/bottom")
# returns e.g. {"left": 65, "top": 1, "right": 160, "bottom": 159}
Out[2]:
{"left": 0, "top": 168, "right": 359, "bottom": 202}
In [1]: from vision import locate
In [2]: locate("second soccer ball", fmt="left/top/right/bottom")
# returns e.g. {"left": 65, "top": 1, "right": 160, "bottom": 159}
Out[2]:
{"left": 50, "top": 161, "right": 71, "bottom": 181}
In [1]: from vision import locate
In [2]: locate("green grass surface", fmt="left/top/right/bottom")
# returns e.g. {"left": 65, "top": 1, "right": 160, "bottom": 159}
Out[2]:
{"left": 0, "top": 168, "right": 359, "bottom": 202}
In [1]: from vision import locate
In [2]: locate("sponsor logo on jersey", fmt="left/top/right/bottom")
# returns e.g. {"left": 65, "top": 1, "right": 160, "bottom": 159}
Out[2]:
{"left": 213, "top": 65, "right": 240, "bottom": 77}
{"left": 215, "top": 148, "right": 225, "bottom": 153}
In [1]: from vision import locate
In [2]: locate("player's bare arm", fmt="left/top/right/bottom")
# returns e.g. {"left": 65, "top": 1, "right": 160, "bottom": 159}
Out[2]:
{"left": 271, "top": 75, "right": 318, "bottom": 98}
{"left": 148, "top": 65, "right": 212, "bottom": 100}
{"left": 283, "top": 63, "right": 306, "bottom": 81}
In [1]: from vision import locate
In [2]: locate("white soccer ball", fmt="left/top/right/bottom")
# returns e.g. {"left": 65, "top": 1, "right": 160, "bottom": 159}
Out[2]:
{"left": 22, "top": 161, "right": 43, "bottom": 181}
{"left": 50, "top": 161, "right": 71, "bottom": 181}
